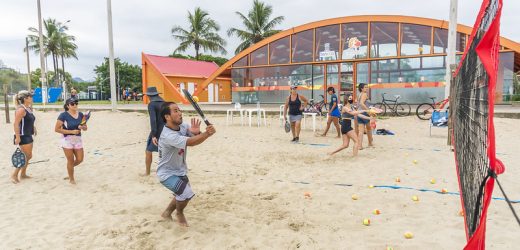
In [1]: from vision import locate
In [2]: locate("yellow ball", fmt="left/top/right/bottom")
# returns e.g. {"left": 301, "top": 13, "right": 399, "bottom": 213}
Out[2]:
{"left": 413, "top": 160, "right": 418, "bottom": 164}
{"left": 368, "top": 184, "right": 374, "bottom": 188}
{"left": 430, "top": 178, "right": 436, "bottom": 184}
{"left": 351, "top": 194, "right": 359, "bottom": 200}
{"left": 363, "top": 218, "right": 370, "bottom": 226}
{"left": 441, "top": 188, "right": 448, "bottom": 194}
{"left": 373, "top": 209, "right": 381, "bottom": 215}
{"left": 192, "top": 96, "right": 199, "bottom": 102}
{"left": 404, "top": 231, "right": 414, "bottom": 239}
{"left": 412, "top": 195, "right": 419, "bottom": 201}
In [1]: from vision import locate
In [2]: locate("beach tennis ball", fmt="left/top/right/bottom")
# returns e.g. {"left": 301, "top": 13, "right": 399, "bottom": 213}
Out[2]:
{"left": 368, "top": 184, "right": 374, "bottom": 188}
{"left": 413, "top": 160, "right": 418, "bottom": 164}
{"left": 373, "top": 209, "right": 381, "bottom": 215}
{"left": 192, "top": 96, "right": 199, "bottom": 102}
{"left": 395, "top": 177, "right": 401, "bottom": 182}
{"left": 386, "top": 247, "right": 394, "bottom": 250}
{"left": 430, "top": 178, "right": 436, "bottom": 184}
{"left": 441, "top": 188, "right": 448, "bottom": 194}
{"left": 363, "top": 218, "right": 370, "bottom": 226}
{"left": 412, "top": 195, "right": 419, "bottom": 201}
{"left": 459, "top": 210, "right": 464, "bottom": 216}
{"left": 304, "top": 192, "right": 312, "bottom": 198}
{"left": 351, "top": 194, "right": 359, "bottom": 200}
{"left": 404, "top": 232, "right": 414, "bottom": 239}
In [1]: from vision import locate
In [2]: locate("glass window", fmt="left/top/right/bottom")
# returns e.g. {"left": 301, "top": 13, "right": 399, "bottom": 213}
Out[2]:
{"left": 231, "top": 68, "right": 248, "bottom": 87}
{"left": 370, "top": 22, "right": 399, "bottom": 58}
{"left": 269, "top": 37, "right": 290, "bottom": 65}
{"left": 312, "top": 65, "right": 325, "bottom": 90}
{"left": 422, "top": 56, "right": 445, "bottom": 68}
{"left": 315, "top": 25, "right": 340, "bottom": 61}
{"left": 250, "top": 45, "right": 268, "bottom": 66}
{"left": 341, "top": 23, "right": 369, "bottom": 59}
{"left": 327, "top": 64, "right": 339, "bottom": 88}
{"left": 356, "top": 63, "right": 369, "bottom": 84}
{"left": 400, "top": 58, "right": 421, "bottom": 69}
{"left": 233, "top": 55, "right": 248, "bottom": 67}
{"left": 456, "top": 32, "right": 466, "bottom": 52}
{"left": 292, "top": 30, "right": 314, "bottom": 63}
{"left": 401, "top": 24, "right": 432, "bottom": 56}
{"left": 435, "top": 29, "right": 466, "bottom": 53}
{"left": 340, "top": 63, "right": 354, "bottom": 92}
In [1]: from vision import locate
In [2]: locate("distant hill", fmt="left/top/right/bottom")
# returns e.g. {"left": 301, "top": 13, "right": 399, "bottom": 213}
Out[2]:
{"left": 72, "top": 77, "right": 85, "bottom": 83}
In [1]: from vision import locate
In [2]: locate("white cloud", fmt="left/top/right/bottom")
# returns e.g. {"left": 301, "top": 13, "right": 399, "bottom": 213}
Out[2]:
{"left": 1, "top": 0, "right": 518, "bottom": 80}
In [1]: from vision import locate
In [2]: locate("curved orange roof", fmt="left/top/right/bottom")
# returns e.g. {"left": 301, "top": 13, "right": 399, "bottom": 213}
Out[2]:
{"left": 196, "top": 15, "right": 520, "bottom": 96}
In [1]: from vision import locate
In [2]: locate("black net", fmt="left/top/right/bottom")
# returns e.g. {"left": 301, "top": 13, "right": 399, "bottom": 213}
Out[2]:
{"left": 452, "top": 0, "right": 500, "bottom": 238}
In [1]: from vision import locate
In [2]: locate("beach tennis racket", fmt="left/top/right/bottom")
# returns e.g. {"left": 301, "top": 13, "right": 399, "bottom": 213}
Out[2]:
{"left": 12, "top": 147, "right": 26, "bottom": 168}
{"left": 182, "top": 89, "right": 211, "bottom": 125}
{"left": 80, "top": 110, "right": 91, "bottom": 125}
{"left": 284, "top": 120, "right": 291, "bottom": 133}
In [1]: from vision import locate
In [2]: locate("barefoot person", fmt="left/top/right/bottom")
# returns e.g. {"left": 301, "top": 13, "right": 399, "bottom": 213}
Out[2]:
{"left": 329, "top": 94, "right": 371, "bottom": 157}
{"left": 283, "top": 85, "right": 308, "bottom": 142}
{"left": 321, "top": 87, "right": 341, "bottom": 137}
{"left": 54, "top": 98, "right": 88, "bottom": 184}
{"left": 356, "top": 83, "right": 374, "bottom": 149}
{"left": 11, "top": 90, "right": 36, "bottom": 183}
{"left": 144, "top": 87, "right": 165, "bottom": 176}
{"left": 157, "top": 102, "right": 216, "bottom": 227}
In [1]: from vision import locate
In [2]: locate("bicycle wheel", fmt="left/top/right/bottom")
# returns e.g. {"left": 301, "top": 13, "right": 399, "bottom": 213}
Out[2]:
{"left": 374, "top": 103, "right": 386, "bottom": 116}
{"left": 416, "top": 103, "right": 435, "bottom": 120}
{"left": 396, "top": 102, "right": 411, "bottom": 116}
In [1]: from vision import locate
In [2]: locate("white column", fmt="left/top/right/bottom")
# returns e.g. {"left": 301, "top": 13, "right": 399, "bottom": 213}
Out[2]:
{"left": 445, "top": 0, "right": 458, "bottom": 98}
{"left": 107, "top": 0, "right": 117, "bottom": 111}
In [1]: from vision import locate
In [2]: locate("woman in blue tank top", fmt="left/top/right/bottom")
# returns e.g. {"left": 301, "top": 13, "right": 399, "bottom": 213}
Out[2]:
{"left": 12, "top": 90, "right": 36, "bottom": 184}
{"left": 320, "top": 87, "right": 341, "bottom": 137}
{"left": 329, "top": 93, "right": 371, "bottom": 157}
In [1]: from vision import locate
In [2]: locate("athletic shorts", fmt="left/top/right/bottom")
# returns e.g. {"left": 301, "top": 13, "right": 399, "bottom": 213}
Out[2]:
{"left": 357, "top": 112, "right": 370, "bottom": 125}
{"left": 146, "top": 134, "right": 158, "bottom": 152}
{"left": 13, "top": 135, "right": 33, "bottom": 145}
{"left": 330, "top": 108, "right": 341, "bottom": 118}
{"left": 161, "top": 175, "right": 195, "bottom": 201}
{"left": 289, "top": 115, "right": 302, "bottom": 123}
{"left": 341, "top": 119, "right": 353, "bottom": 134}
{"left": 61, "top": 135, "right": 83, "bottom": 149}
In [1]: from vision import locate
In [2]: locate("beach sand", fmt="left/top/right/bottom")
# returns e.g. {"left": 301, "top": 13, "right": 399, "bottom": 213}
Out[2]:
{"left": 0, "top": 110, "right": 519, "bottom": 249}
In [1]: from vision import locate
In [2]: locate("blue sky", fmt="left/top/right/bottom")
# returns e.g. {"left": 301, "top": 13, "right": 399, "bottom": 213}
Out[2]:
{"left": 0, "top": 0, "right": 518, "bottom": 81}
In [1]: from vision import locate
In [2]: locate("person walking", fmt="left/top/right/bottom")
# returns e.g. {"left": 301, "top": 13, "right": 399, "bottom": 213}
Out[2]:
{"left": 11, "top": 90, "right": 36, "bottom": 184}
{"left": 283, "top": 85, "right": 308, "bottom": 142}
{"left": 356, "top": 83, "right": 374, "bottom": 149}
{"left": 320, "top": 87, "right": 341, "bottom": 137}
{"left": 143, "top": 87, "right": 165, "bottom": 176}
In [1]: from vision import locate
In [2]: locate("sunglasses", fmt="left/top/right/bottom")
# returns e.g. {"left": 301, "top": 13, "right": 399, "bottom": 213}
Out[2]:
{"left": 69, "top": 102, "right": 78, "bottom": 106}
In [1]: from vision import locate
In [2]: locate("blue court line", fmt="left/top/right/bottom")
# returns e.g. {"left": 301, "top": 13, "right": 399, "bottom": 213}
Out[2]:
{"left": 296, "top": 142, "right": 331, "bottom": 147}
{"left": 374, "top": 185, "right": 520, "bottom": 203}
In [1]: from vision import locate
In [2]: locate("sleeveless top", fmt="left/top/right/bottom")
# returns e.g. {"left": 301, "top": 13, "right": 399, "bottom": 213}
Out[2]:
{"left": 341, "top": 107, "right": 355, "bottom": 119}
{"left": 357, "top": 92, "right": 371, "bottom": 110}
{"left": 19, "top": 105, "right": 35, "bottom": 136}
{"left": 288, "top": 94, "right": 302, "bottom": 116}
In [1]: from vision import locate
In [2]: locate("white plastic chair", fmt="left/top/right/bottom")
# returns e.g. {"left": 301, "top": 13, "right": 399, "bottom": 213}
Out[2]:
{"left": 226, "top": 103, "right": 245, "bottom": 126}
{"left": 302, "top": 112, "right": 318, "bottom": 132}
{"left": 279, "top": 105, "right": 287, "bottom": 126}
{"left": 246, "top": 105, "right": 267, "bottom": 127}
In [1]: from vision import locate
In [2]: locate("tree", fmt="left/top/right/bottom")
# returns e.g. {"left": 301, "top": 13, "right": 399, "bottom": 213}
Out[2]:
{"left": 94, "top": 58, "right": 142, "bottom": 97}
{"left": 513, "top": 72, "right": 520, "bottom": 101}
{"left": 169, "top": 53, "right": 228, "bottom": 66}
{"left": 27, "top": 18, "right": 77, "bottom": 87}
{"left": 171, "top": 7, "right": 227, "bottom": 60}
{"left": 227, "top": 0, "right": 284, "bottom": 54}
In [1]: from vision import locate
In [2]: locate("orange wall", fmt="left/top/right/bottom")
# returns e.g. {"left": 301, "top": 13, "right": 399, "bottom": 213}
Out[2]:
{"left": 165, "top": 76, "right": 232, "bottom": 102}
{"left": 144, "top": 64, "right": 167, "bottom": 101}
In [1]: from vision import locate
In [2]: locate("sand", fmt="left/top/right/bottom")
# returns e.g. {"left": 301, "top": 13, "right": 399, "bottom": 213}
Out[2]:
{"left": 0, "top": 109, "right": 519, "bottom": 249}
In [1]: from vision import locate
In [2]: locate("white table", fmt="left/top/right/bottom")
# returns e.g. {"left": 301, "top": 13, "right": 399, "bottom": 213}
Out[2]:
{"left": 226, "top": 109, "right": 245, "bottom": 126}
{"left": 245, "top": 108, "right": 267, "bottom": 127}
{"left": 302, "top": 112, "right": 318, "bottom": 132}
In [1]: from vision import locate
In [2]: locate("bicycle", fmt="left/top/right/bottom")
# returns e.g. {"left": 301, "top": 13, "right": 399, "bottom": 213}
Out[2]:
{"left": 374, "top": 93, "right": 411, "bottom": 116}
{"left": 305, "top": 94, "right": 327, "bottom": 116}
{"left": 416, "top": 97, "right": 449, "bottom": 120}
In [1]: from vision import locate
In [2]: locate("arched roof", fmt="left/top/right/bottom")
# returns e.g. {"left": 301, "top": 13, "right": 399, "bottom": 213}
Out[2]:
{"left": 196, "top": 15, "right": 520, "bottom": 96}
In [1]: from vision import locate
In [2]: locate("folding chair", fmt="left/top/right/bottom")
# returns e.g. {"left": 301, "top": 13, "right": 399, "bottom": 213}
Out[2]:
{"left": 430, "top": 110, "right": 449, "bottom": 136}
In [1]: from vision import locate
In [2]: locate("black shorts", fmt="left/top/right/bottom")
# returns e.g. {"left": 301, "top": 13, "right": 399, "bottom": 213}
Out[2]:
{"left": 340, "top": 119, "right": 353, "bottom": 134}
{"left": 13, "top": 135, "right": 33, "bottom": 145}
{"left": 146, "top": 135, "right": 158, "bottom": 152}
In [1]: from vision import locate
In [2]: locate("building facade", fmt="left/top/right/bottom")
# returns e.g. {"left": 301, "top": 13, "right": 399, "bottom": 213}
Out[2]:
{"left": 196, "top": 15, "right": 520, "bottom": 104}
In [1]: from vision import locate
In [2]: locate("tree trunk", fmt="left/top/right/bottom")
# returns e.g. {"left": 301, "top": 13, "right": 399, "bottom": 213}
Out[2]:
{"left": 195, "top": 43, "right": 200, "bottom": 60}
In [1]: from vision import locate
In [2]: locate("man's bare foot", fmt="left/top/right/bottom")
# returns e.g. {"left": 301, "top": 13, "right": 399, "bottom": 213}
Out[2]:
{"left": 176, "top": 213, "right": 189, "bottom": 227}
{"left": 20, "top": 175, "right": 31, "bottom": 179}
{"left": 161, "top": 211, "right": 174, "bottom": 221}
{"left": 359, "top": 147, "right": 364, "bottom": 150}
{"left": 63, "top": 177, "right": 69, "bottom": 180}
{"left": 320, "top": 133, "right": 326, "bottom": 137}
{"left": 335, "top": 135, "right": 341, "bottom": 138}
{"left": 11, "top": 176, "right": 20, "bottom": 184}
{"left": 139, "top": 173, "right": 150, "bottom": 177}
{"left": 69, "top": 179, "right": 76, "bottom": 185}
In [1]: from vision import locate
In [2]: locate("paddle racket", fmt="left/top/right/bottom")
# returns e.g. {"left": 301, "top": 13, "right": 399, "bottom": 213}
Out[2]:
{"left": 284, "top": 120, "right": 291, "bottom": 133}
{"left": 182, "top": 89, "right": 211, "bottom": 125}
{"left": 12, "top": 147, "right": 26, "bottom": 168}
{"left": 80, "top": 110, "right": 91, "bottom": 125}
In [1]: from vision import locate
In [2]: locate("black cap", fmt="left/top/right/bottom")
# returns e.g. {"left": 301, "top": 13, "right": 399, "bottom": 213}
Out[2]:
{"left": 65, "top": 97, "right": 78, "bottom": 105}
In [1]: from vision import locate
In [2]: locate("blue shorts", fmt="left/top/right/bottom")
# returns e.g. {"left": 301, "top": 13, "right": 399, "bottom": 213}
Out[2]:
{"left": 357, "top": 112, "right": 370, "bottom": 125}
{"left": 161, "top": 175, "right": 195, "bottom": 201}
{"left": 146, "top": 135, "right": 158, "bottom": 152}
{"left": 330, "top": 108, "right": 341, "bottom": 118}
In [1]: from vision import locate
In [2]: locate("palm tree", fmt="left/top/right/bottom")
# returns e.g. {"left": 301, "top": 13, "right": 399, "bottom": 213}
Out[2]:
{"left": 171, "top": 7, "right": 227, "bottom": 60}
{"left": 227, "top": 0, "right": 284, "bottom": 54}
{"left": 27, "top": 18, "right": 77, "bottom": 87}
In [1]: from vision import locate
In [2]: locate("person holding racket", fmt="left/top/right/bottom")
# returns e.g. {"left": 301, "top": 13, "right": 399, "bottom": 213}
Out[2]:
{"left": 283, "top": 85, "right": 308, "bottom": 142}
{"left": 54, "top": 98, "right": 88, "bottom": 184}
{"left": 11, "top": 90, "right": 36, "bottom": 184}
{"left": 157, "top": 102, "right": 216, "bottom": 227}
{"left": 143, "top": 87, "right": 165, "bottom": 176}
{"left": 356, "top": 83, "right": 374, "bottom": 150}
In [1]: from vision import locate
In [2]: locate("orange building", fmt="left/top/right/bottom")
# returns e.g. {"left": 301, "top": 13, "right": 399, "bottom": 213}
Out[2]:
{"left": 195, "top": 15, "right": 520, "bottom": 104}
{"left": 141, "top": 53, "right": 232, "bottom": 104}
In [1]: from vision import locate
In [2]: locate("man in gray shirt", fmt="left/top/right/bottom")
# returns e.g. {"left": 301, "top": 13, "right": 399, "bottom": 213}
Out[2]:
{"left": 157, "top": 102, "right": 216, "bottom": 227}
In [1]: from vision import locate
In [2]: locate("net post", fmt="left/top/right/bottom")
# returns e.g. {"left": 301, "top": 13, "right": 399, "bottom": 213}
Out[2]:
{"left": 3, "top": 84, "right": 10, "bottom": 124}
{"left": 447, "top": 64, "right": 457, "bottom": 146}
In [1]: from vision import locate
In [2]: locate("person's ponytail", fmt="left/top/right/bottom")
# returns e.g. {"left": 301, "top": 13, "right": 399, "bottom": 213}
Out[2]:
{"left": 15, "top": 94, "right": 21, "bottom": 105}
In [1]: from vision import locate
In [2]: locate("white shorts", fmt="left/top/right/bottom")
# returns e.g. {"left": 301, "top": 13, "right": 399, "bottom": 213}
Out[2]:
{"left": 61, "top": 135, "right": 83, "bottom": 149}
